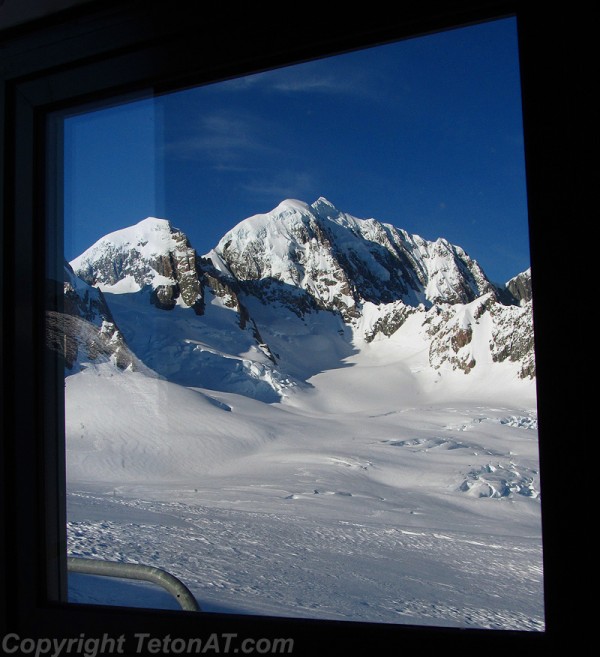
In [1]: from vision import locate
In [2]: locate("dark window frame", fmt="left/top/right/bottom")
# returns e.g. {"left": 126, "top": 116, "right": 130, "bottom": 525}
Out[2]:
{"left": 1, "top": 0, "right": 586, "bottom": 651}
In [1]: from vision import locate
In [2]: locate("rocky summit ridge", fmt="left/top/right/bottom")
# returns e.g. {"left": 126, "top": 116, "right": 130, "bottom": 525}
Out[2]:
{"left": 57, "top": 198, "right": 535, "bottom": 397}
{"left": 209, "top": 197, "right": 499, "bottom": 319}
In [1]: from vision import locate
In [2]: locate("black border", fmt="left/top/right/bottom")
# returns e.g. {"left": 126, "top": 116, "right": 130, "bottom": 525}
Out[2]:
{"left": 1, "top": 1, "right": 591, "bottom": 653}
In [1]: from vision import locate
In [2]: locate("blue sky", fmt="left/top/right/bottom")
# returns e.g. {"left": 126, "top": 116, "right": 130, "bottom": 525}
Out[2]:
{"left": 63, "top": 17, "right": 529, "bottom": 285}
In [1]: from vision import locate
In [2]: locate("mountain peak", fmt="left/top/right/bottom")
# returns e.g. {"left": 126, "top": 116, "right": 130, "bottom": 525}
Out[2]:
{"left": 505, "top": 267, "right": 532, "bottom": 304}
{"left": 133, "top": 215, "right": 173, "bottom": 231}
{"left": 274, "top": 199, "right": 312, "bottom": 214}
{"left": 211, "top": 198, "right": 497, "bottom": 316}
{"left": 311, "top": 196, "right": 338, "bottom": 212}
{"left": 269, "top": 197, "right": 340, "bottom": 221}
{"left": 70, "top": 217, "right": 181, "bottom": 271}
{"left": 70, "top": 216, "right": 205, "bottom": 313}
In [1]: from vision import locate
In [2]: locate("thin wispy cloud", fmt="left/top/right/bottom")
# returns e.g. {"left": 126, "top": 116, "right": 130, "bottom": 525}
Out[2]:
{"left": 241, "top": 171, "right": 316, "bottom": 200}
{"left": 270, "top": 72, "right": 361, "bottom": 94}
{"left": 217, "top": 61, "right": 375, "bottom": 98}
{"left": 164, "top": 113, "right": 276, "bottom": 166}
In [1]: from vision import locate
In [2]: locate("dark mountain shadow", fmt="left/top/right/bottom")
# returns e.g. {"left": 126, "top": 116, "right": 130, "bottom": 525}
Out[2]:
{"left": 238, "top": 277, "right": 360, "bottom": 383}
{"left": 97, "top": 282, "right": 357, "bottom": 402}
{"left": 56, "top": 265, "right": 360, "bottom": 403}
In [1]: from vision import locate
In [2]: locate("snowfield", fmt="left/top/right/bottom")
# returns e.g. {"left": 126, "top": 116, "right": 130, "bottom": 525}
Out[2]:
{"left": 66, "top": 326, "right": 543, "bottom": 630}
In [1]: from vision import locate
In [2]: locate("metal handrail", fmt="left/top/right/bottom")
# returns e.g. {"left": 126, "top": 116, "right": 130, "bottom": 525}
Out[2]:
{"left": 67, "top": 556, "right": 201, "bottom": 612}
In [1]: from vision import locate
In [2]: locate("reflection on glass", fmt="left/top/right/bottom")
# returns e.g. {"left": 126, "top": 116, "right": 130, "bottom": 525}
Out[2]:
{"left": 53, "top": 17, "right": 544, "bottom": 629}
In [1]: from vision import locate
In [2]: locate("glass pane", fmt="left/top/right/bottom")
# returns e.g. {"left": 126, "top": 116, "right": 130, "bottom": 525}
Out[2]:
{"left": 53, "top": 17, "right": 544, "bottom": 629}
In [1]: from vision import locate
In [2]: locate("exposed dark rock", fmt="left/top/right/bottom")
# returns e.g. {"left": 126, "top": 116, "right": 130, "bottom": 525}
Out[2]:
{"left": 51, "top": 262, "right": 137, "bottom": 371}
{"left": 150, "top": 284, "right": 178, "bottom": 310}
{"left": 506, "top": 269, "right": 533, "bottom": 304}
{"left": 364, "top": 303, "right": 418, "bottom": 343}
{"left": 489, "top": 300, "right": 536, "bottom": 378}
{"left": 451, "top": 327, "right": 473, "bottom": 352}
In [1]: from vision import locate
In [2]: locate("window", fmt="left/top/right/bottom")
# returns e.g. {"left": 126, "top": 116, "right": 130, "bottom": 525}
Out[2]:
{"left": 57, "top": 17, "right": 544, "bottom": 628}
{"left": 1, "top": 1, "right": 584, "bottom": 651}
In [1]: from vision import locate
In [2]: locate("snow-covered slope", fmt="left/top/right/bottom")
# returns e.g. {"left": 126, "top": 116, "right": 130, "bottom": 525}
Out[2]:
{"left": 66, "top": 333, "right": 542, "bottom": 628}
{"left": 101, "top": 285, "right": 297, "bottom": 401}
{"left": 69, "top": 219, "right": 288, "bottom": 399}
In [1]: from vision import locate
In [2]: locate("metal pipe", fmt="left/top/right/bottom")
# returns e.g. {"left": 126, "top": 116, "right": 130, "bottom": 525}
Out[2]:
{"left": 67, "top": 556, "right": 200, "bottom": 612}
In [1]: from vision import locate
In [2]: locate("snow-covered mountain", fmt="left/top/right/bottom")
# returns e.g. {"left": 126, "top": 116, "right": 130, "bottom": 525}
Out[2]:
{"left": 71, "top": 217, "right": 206, "bottom": 313}
{"left": 62, "top": 200, "right": 543, "bottom": 628}
{"left": 209, "top": 197, "right": 496, "bottom": 318}
{"left": 66, "top": 198, "right": 535, "bottom": 397}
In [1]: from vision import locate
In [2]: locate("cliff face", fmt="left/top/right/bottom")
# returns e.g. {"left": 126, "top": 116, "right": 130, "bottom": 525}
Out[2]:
{"left": 506, "top": 268, "right": 533, "bottom": 304}
{"left": 46, "top": 262, "right": 136, "bottom": 371}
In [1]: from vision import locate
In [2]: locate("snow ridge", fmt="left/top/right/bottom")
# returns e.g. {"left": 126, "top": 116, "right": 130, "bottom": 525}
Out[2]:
{"left": 71, "top": 217, "right": 180, "bottom": 289}
{"left": 66, "top": 198, "right": 535, "bottom": 399}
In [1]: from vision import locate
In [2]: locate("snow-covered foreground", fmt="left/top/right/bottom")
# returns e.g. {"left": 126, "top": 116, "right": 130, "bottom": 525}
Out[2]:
{"left": 66, "top": 340, "right": 543, "bottom": 631}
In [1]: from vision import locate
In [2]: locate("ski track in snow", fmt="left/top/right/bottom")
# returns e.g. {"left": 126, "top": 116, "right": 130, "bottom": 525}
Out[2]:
{"left": 67, "top": 491, "right": 543, "bottom": 630}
